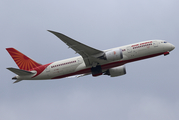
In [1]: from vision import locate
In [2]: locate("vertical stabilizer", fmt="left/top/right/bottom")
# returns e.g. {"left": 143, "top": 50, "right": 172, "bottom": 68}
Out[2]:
{"left": 6, "top": 48, "right": 42, "bottom": 71}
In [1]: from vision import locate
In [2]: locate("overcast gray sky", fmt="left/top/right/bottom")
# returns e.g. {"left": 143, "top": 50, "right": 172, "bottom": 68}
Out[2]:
{"left": 1, "top": 0, "right": 179, "bottom": 120}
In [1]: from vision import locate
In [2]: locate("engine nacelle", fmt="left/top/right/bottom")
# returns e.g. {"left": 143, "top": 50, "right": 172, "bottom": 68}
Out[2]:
{"left": 106, "top": 65, "right": 126, "bottom": 77}
{"left": 105, "top": 48, "right": 123, "bottom": 61}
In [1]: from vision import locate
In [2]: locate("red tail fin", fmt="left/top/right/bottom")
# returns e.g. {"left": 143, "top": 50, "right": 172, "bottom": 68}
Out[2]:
{"left": 6, "top": 48, "right": 42, "bottom": 71}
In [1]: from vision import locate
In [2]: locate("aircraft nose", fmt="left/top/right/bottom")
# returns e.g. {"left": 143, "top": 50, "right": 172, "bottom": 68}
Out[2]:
{"left": 170, "top": 44, "right": 175, "bottom": 51}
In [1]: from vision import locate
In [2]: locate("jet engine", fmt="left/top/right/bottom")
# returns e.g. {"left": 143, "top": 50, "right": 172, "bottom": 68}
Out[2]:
{"left": 104, "top": 65, "right": 126, "bottom": 77}
{"left": 103, "top": 48, "right": 123, "bottom": 61}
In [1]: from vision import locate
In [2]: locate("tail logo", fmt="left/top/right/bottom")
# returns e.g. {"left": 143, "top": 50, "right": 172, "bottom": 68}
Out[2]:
{"left": 6, "top": 48, "right": 41, "bottom": 71}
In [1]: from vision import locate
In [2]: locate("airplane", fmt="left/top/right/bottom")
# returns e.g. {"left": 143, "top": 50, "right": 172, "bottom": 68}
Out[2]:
{"left": 6, "top": 30, "right": 175, "bottom": 83}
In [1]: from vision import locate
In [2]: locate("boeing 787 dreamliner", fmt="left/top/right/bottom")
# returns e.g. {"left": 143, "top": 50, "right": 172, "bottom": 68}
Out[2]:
{"left": 6, "top": 30, "right": 175, "bottom": 83}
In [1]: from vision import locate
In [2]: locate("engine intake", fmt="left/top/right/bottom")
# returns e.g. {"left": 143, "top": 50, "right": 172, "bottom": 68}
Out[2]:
{"left": 105, "top": 48, "right": 123, "bottom": 61}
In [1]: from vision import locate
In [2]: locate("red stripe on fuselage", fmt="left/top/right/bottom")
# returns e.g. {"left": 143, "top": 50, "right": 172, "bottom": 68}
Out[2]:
{"left": 52, "top": 52, "right": 165, "bottom": 79}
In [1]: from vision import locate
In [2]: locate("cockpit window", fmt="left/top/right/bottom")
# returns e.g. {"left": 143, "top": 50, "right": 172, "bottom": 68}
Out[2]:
{"left": 164, "top": 41, "right": 167, "bottom": 43}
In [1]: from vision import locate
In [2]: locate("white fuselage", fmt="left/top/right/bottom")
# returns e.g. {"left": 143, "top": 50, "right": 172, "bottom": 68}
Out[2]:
{"left": 16, "top": 40, "right": 174, "bottom": 80}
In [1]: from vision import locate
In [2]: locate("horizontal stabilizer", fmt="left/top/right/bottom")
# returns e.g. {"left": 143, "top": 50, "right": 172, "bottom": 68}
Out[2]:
{"left": 13, "top": 80, "right": 22, "bottom": 84}
{"left": 7, "top": 67, "right": 35, "bottom": 76}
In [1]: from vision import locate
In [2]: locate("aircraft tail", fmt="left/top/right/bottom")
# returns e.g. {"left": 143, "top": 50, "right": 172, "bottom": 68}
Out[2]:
{"left": 6, "top": 48, "right": 42, "bottom": 71}
{"left": 7, "top": 68, "right": 36, "bottom": 83}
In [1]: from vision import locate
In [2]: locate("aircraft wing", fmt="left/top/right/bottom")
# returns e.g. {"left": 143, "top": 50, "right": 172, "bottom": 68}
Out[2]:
{"left": 48, "top": 30, "right": 104, "bottom": 67}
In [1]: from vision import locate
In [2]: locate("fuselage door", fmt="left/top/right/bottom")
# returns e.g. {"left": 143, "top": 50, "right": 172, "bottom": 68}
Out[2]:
{"left": 77, "top": 58, "right": 82, "bottom": 64}
{"left": 127, "top": 46, "right": 132, "bottom": 53}
{"left": 46, "top": 65, "right": 50, "bottom": 72}
{"left": 45, "top": 65, "right": 51, "bottom": 78}
{"left": 153, "top": 41, "right": 158, "bottom": 47}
